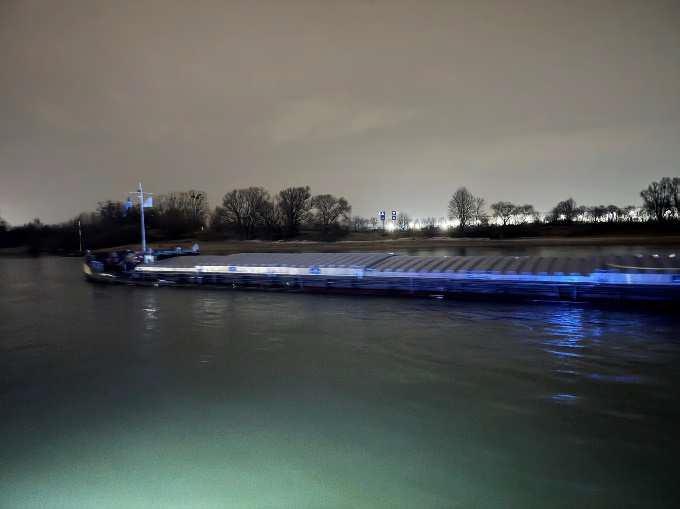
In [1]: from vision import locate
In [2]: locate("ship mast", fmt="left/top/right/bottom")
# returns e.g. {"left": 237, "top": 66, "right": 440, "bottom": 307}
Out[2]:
{"left": 138, "top": 182, "right": 146, "bottom": 253}
{"left": 129, "top": 182, "right": 152, "bottom": 253}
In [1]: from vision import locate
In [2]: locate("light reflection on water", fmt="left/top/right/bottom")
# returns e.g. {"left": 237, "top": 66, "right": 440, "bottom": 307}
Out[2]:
{"left": 1, "top": 256, "right": 679, "bottom": 508}
{"left": 141, "top": 292, "right": 159, "bottom": 332}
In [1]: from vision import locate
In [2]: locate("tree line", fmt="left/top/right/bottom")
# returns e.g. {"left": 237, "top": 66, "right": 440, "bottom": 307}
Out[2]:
{"left": 446, "top": 177, "right": 680, "bottom": 232}
{"left": 0, "top": 186, "right": 353, "bottom": 252}
{"left": 211, "top": 186, "right": 350, "bottom": 239}
{"left": 1, "top": 177, "right": 678, "bottom": 253}
{"left": 0, "top": 190, "right": 212, "bottom": 253}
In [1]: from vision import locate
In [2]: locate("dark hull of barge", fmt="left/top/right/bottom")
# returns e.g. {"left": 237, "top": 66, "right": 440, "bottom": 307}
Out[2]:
{"left": 84, "top": 252, "right": 680, "bottom": 306}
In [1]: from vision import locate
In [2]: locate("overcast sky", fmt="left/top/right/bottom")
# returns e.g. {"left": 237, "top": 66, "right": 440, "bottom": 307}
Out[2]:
{"left": 1, "top": 0, "right": 679, "bottom": 225}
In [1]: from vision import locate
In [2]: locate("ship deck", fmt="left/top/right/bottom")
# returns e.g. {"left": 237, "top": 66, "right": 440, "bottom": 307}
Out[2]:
{"left": 120, "top": 252, "right": 680, "bottom": 303}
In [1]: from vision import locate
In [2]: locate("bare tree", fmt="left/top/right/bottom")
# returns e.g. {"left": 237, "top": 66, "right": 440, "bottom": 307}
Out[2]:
{"left": 153, "top": 190, "right": 209, "bottom": 235}
{"left": 421, "top": 216, "right": 439, "bottom": 237}
{"left": 605, "top": 205, "right": 622, "bottom": 223}
{"left": 491, "top": 201, "right": 515, "bottom": 227}
{"left": 473, "top": 197, "right": 487, "bottom": 225}
{"left": 448, "top": 187, "right": 476, "bottom": 231}
{"left": 422, "top": 217, "right": 437, "bottom": 228}
{"left": 514, "top": 204, "right": 537, "bottom": 224}
{"left": 396, "top": 212, "right": 411, "bottom": 232}
{"left": 97, "top": 200, "right": 126, "bottom": 225}
{"left": 620, "top": 205, "right": 637, "bottom": 222}
{"left": 588, "top": 205, "right": 607, "bottom": 223}
{"left": 584, "top": 204, "right": 612, "bottom": 223}
{"left": 277, "top": 186, "right": 311, "bottom": 237}
{"left": 641, "top": 178, "right": 674, "bottom": 222}
{"left": 672, "top": 177, "right": 680, "bottom": 218}
{"left": 217, "top": 187, "right": 275, "bottom": 238}
{"left": 351, "top": 216, "right": 369, "bottom": 232}
{"left": 181, "top": 190, "right": 209, "bottom": 229}
{"left": 156, "top": 192, "right": 180, "bottom": 213}
{"left": 310, "top": 194, "right": 351, "bottom": 234}
{"left": 209, "top": 206, "right": 228, "bottom": 233}
{"left": 259, "top": 198, "right": 281, "bottom": 237}
{"left": 218, "top": 189, "right": 249, "bottom": 237}
{"left": 550, "top": 198, "right": 578, "bottom": 223}
{"left": 242, "top": 187, "right": 273, "bottom": 237}
{"left": 368, "top": 217, "right": 379, "bottom": 230}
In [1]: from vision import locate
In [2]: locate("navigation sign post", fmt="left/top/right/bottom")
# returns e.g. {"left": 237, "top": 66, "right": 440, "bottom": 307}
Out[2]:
{"left": 391, "top": 210, "right": 397, "bottom": 222}
{"left": 379, "top": 210, "right": 386, "bottom": 231}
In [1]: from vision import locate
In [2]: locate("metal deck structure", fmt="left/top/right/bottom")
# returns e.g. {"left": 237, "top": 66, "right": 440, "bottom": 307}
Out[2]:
{"left": 92, "top": 252, "right": 680, "bottom": 304}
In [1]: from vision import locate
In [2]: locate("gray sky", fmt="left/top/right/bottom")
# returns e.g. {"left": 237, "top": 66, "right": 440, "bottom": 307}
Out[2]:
{"left": 1, "top": 0, "right": 679, "bottom": 225}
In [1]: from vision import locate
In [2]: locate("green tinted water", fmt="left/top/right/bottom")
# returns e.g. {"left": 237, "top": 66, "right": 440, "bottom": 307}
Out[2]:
{"left": 1, "top": 256, "right": 679, "bottom": 508}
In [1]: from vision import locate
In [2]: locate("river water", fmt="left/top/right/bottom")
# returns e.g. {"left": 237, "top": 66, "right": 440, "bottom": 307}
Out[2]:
{"left": 1, "top": 251, "right": 679, "bottom": 508}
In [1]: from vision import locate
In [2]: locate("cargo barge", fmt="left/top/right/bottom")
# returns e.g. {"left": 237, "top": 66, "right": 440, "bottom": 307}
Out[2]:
{"left": 83, "top": 251, "right": 680, "bottom": 305}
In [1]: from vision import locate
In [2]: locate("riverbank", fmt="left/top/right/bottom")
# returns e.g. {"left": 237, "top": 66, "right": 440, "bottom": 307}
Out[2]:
{"left": 0, "top": 245, "right": 30, "bottom": 256}
{"left": 108, "top": 234, "right": 680, "bottom": 255}
{"left": 5, "top": 234, "right": 680, "bottom": 257}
